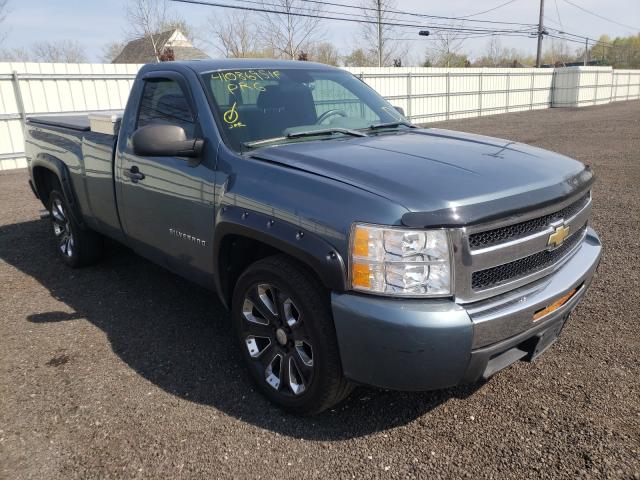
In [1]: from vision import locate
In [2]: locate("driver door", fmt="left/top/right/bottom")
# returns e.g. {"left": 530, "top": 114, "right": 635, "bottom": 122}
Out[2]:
{"left": 116, "top": 72, "right": 217, "bottom": 286}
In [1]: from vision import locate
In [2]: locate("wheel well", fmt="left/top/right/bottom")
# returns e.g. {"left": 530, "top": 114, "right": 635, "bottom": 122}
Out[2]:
{"left": 218, "top": 235, "right": 280, "bottom": 306}
{"left": 32, "top": 167, "right": 60, "bottom": 208}
{"left": 218, "top": 234, "right": 328, "bottom": 307}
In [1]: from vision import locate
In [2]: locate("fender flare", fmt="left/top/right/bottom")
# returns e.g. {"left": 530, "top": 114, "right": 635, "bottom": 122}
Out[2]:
{"left": 30, "top": 153, "right": 86, "bottom": 228}
{"left": 212, "top": 204, "right": 348, "bottom": 307}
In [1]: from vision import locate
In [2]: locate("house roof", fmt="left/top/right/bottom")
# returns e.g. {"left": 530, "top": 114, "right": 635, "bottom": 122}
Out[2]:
{"left": 112, "top": 29, "right": 210, "bottom": 64}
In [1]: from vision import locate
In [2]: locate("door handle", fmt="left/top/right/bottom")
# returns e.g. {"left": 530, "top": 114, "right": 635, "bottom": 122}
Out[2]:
{"left": 124, "top": 165, "right": 145, "bottom": 183}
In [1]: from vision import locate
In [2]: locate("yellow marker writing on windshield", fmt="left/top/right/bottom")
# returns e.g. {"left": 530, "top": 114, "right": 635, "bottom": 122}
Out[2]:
{"left": 224, "top": 102, "right": 239, "bottom": 124}
{"left": 223, "top": 102, "right": 246, "bottom": 129}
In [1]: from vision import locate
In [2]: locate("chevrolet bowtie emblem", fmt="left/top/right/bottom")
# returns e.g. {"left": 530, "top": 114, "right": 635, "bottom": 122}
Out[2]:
{"left": 548, "top": 224, "right": 570, "bottom": 248}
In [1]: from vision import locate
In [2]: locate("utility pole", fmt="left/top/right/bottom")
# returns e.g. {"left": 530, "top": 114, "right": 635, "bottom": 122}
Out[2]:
{"left": 584, "top": 37, "right": 589, "bottom": 66}
{"left": 377, "top": 0, "right": 383, "bottom": 67}
{"left": 536, "top": 0, "right": 545, "bottom": 67}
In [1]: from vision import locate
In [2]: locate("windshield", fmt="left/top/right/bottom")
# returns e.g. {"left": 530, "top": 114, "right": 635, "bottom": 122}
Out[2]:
{"left": 201, "top": 68, "right": 407, "bottom": 150}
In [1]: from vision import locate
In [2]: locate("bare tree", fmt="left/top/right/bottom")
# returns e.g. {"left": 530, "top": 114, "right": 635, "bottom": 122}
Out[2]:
{"left": 125, "top": 0, "right": 191, "bottom": 62}
{"left": 102, "top": 41, "right": 126, "bottom": 62}
{"left": 359, "top": 0, "right": 405, "bottom": 67}
{"left": 205, "top": 12, "right": 265, "bottom": 58}
{"left": 0, "top": 46, "right": 30, "bottom": 62}
{"left": 308, "top": 42, "right": 340, "bottom": 66}
{"left": 473, "top": 39, "right": 534, "bottom": 67}
{"left": 484, "top": 36, "right": 503, "bottom": 67}
{"left": 259, "top": 0, "right": 324, "bottom": 60}
{"left": 542, "top": 38, "right": 574, "bottom": 66}
{"left": 427, "top": 28, "right": 468, "bottom": 67}
{"left": 31, "top": 40, "right": 88, "bottom": 63}
{"left": 126, "top": 0, "right": 166, "bottom": 62}
{"left": 0, "top": 0, "right": 9, "bottom": 42}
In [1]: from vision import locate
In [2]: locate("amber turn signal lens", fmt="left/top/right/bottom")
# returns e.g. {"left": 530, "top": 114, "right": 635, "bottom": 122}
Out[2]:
{"left": 533, "top": 288, "right": 577, "bottom": 322}
{"left": 353, "top": 226, "right": 370, "bottom": 257}
{"left": 352, "top": 263, "right": 371, "bottom": 288}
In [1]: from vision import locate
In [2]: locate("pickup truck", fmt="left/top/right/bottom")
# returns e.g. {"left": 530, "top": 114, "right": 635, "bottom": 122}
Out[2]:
{"left": 25, "top": 60, "right": 602, "bottom": 414}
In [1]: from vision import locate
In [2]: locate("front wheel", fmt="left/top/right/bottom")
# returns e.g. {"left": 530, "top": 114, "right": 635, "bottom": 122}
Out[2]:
{"left": 232, "top": 255, "right": 353, "bottom": 415}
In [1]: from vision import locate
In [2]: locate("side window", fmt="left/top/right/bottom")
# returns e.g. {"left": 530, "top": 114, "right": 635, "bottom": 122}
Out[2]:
{"left": 137, "top": 79, "right": 196, "bottom": 138}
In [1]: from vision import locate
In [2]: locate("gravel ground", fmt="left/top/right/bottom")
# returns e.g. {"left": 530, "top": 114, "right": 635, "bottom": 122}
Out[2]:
{"left": 1, "top": 100, "right": 639, "bottom": 479}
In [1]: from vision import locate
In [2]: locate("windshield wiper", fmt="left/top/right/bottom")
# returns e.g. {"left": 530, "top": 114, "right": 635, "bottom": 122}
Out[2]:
{"left": 367, "top": 121, "right": 417, "bottom": 130}
{"left": 243, "top": 128, "right": 366, "bottom": 148}
{"left": 287, "top": 127, "right": 367, "bottom": 139}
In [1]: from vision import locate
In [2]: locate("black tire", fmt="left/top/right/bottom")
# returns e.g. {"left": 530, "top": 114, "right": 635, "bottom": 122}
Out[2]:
{"left": 232, "top": 254, "right": 353, "bottom": 415}
{"left": 48, "top": 190, "right": 104, "bottom": 268}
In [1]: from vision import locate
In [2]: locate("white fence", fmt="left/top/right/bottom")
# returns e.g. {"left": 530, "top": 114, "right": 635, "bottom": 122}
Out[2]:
{"left": 1, "top": 62, "right": 639, "bottom": 171}
{"left": 345, "top": 66, "right": 640, "bottom": 122}
{"left": 0, "top": 62, "right": 142, "bottom": 171}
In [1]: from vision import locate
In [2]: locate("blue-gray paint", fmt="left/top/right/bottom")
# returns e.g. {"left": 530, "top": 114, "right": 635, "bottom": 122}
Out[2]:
{"left": 331, "top": 292, "right": 473, "bottom": 390}
{"left": 24, "top": 59, "right": 602, "bottom": 392}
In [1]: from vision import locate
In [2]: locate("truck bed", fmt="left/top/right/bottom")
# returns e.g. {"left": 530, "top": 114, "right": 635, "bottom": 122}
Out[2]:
{"left": 25, "top": 111, "right": 124, "bottom": 242}
{"left": 28, "top": 115, "right": 91, "bottom": 131}
{"left": 28, "top": 111, "right": 123, "bottom": 136}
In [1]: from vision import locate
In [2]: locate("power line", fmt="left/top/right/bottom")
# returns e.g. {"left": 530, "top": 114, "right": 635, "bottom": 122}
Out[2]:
{"left": 170, "top": 0, "right": 535, "bottom": 34}
{"left": 174, "top": 0, "right": 630, "bottom": 65}
{"left": 390, "top": 32, "right": 535, "bottom": 42}
{"left": 280, "top": 0, "right": 537, "bottom": 27}
{"left": 241, "top": 0, "right": 521, "bottom": 31}
{"left": 547, "top": 33, "right": 589, "bottom": 45}
{"left": 561, "top": 0, "right": 639, "bottom": 32}
{"left": 176, "top": 0, "right": 626, "bottom": 57}
{"left": 546, "top": 26, "right": 616, "bottom": 47}
{"left": 546, "top": 31, "right": 615, "bottom": 48}
{"left": 459, "top": 0, "right": 520, "bottom": 19}
{"left": 543, "top": 18, "right": 614, "bottom": 47}
{"left": 198, "top": 0, "right": 428, "bottom": 28}
{"left": 553, "top": 0, "right": 563, "bottom": 29}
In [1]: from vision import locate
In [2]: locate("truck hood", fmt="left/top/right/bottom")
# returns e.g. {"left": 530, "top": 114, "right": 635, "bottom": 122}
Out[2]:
{"left": 249, "top": 128, "right": 593, "bottom": 227}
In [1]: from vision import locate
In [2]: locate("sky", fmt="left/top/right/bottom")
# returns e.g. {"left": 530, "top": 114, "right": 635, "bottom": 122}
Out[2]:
{"left": 2, "top": 0, "right": 639, "bottom": 63}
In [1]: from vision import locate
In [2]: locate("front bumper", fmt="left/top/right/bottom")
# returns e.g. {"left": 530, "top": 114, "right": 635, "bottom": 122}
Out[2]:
{"left": 331, "top": 227, "right": 602, "bottom": 391}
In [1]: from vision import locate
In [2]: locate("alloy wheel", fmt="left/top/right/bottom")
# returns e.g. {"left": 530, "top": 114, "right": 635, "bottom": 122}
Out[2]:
{"left": 51, "top": 198, "right": 74, "bottom": 258}
{"left": 241, "top": 283, "right": 314, "bottom": 397}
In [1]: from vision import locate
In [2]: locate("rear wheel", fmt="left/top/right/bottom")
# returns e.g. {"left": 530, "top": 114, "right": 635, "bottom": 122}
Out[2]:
{"left": 232, "top": 255, "right": 353, "bottom": 414}
{"left": 48, "top": 190, "right": 104, "bottom": 267}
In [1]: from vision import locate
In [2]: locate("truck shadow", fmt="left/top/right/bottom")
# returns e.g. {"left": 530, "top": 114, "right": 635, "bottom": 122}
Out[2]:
{"left": 1, "top": 219, "right": 481, "bottom": 440}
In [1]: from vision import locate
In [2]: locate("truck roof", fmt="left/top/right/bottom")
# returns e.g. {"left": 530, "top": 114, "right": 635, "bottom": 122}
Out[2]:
{"left": 143, "top": 59, "right": 340, "bottom": 74}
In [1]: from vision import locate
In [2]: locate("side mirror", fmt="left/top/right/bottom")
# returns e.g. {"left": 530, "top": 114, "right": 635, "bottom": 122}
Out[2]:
{"left": 132, "top": 124, "right": 204, "bottom": 158}
{"left": 393, "top": 106, "right": 406, "bottom": 117}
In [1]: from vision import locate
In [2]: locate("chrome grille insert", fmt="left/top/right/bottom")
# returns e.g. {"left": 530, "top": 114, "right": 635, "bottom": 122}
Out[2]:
{"left": 468, "top": 193, "right": 590, "bottom": 249}
{"left": 471, "top": 226, "right": 587, "bottom": 290}
{"left": 453, "top": 190, "right": 592, "bottom": 303}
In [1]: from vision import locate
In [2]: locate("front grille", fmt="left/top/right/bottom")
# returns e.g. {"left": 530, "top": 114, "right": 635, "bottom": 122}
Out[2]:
{"left": 468, "top": 192, "right": 590, "bottom": 249}
{"left": 472, "top": 225, "right": 586, "bottom": 290}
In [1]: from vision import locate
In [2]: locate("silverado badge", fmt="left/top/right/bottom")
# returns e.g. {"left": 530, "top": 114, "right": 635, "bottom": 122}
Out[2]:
{"left": 548, "top": 224, "right": 570, "bottom": 249}
{"left": 169, "top": 228, "right": 206, "bottom": 247}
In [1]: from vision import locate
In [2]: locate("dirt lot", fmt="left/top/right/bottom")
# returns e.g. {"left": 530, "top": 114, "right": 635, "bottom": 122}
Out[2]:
{"left": 1, "top": 101, "right": 639, "bottom": 479}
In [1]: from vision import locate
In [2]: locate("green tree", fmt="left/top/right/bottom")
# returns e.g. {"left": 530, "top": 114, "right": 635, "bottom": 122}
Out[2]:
{"left": 343, "top": 48, "right": 377, "bottom": 67}
{"left": 591, "top": 34, "right": 640, "bottom": 68}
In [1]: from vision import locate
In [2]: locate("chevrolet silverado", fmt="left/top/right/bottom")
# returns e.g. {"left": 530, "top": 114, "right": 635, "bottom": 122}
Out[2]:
{"left": 25, "top": 60, "right": 602, "bottom": 414}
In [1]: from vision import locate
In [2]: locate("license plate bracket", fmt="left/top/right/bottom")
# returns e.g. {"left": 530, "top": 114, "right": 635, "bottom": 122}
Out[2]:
{"left": 527, "top": 318, "right": 566, "bottom": 361}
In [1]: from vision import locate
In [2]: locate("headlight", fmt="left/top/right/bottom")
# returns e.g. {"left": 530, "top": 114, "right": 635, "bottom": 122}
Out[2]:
{"left": 350, "top": 223, "right": 452, "bottom": 297}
